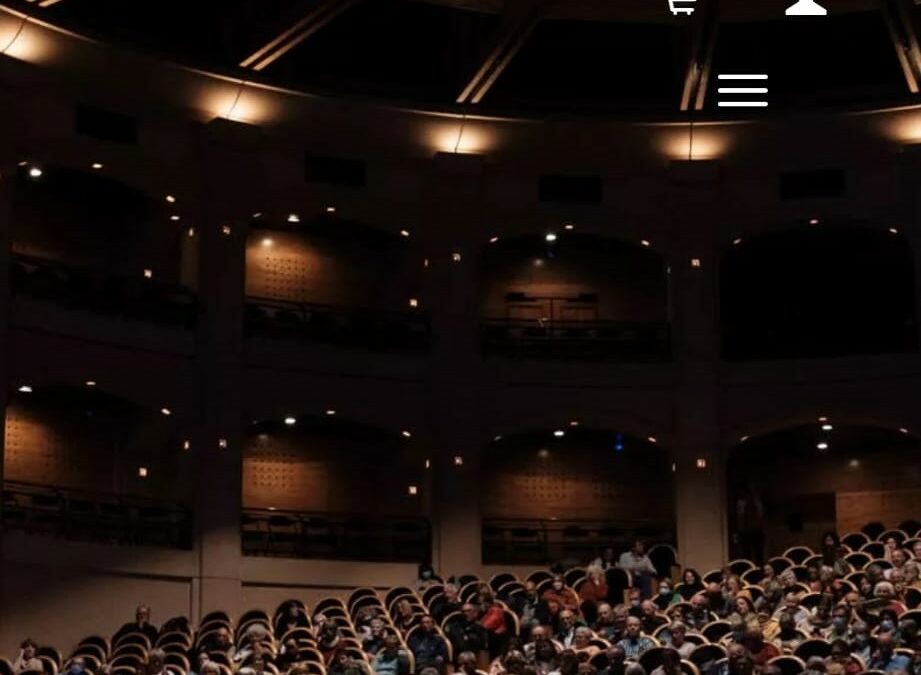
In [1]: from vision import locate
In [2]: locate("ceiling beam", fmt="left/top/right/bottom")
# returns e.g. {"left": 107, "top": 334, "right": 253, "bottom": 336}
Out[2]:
{"left": 239, "top": 0, "right": 360, "bottom": 72}
{"left": 679, "top": 0, "right": 720, "bottom": 111}
{"left": 881, "top": 0, "right": 921, "bottom": 94}
{"left": 456, "top": 0, "right": 544, "bottom": 105}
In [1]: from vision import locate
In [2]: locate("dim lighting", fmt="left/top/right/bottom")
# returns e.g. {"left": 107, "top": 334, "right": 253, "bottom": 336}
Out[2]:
{"left": 423, "top": 258, "right": 430, "bottom": 268}
{"left": 538, "top": 448, "right": 550, "bottom": 459}
{"left": 183, "top": 440, "right": 191, "bottom": 450}
{"left": 409, "top": 298, "right": 419, "bottom": 308}
{"left": 288, "top": 213, "right": 300, "bottom": 223}
{"left": 18, "top": 385, "right": 33, "bottom": 393}
{"left": 641, "top": 240, "right": 651, "bottom": 247}
{"left": 222, "top": 225, "right": 232, "bottom": 236}
{"left": 569, "top": 420, "right": 579, "bottom": 427}
{"left": 18, "top": 161, "right": 28, "bottom": 167}
{"left": 165, "top": 195, "right": 176, "bottom": 203}
{"left": 91, "top": 162, "right": 103, "bottom": 170}
{"left": 672, "top": 463, "right": 677, "bottom": 472}
{"left": 493, "top": 435, "right": 502, "bottom": 442}
{"left": 817, "top": 442, "right": 829, "bottom": 450}
{"left": 453, "top": 455, "right": 464, "bottom": 466}
{"left": 889, "top": 227, "right": 899, "bottom": 235}
{"left": 326, "top": 206, "right": 336, "bottom": 214}
{"left": 900, "top": 427, "right": 910, "bottom": 434}
{"left": 160, "top": 408, "right": 171, "bottom": 416}
{"left": 261, "top": 238, "right": 273, "bottom": 247}
{"left": 554, "top": 430, "right": 565, "bottom": 437}
{"left": 218, "top": 438, "right": 228, "bottom": 448}
{"left": 696, "top": 458, "right": 708, "bottom": 469}
{"left": 647, "top": 436, "right": 657, "bottom": 443}
{"left": 424, "top": 459, "right": 431, "bottom": 469}
{"left": 138, "top": 467, "right": 148, "bottom": 478}
{"left": 740, "top": 435, "right": 749, "bottom": 442}
{"left": 733, "top": 238, "right": 743, "bottom": 245}
{"left": 809, "top": 218, "right": 820, "bottom": 225}
{"left": 818, "top": 416, "right": 828, "bottom": 422}
{"left": 28, "top": 167, "right": 42, "bottom": 178}
{"left": 545, "top": 233, "right": 557, "bottom": 242}
{"left": 452, "top": 252, "right": 462, "bottom": 262}
{"left": 533, "top": 258, "right": 545, "bottom": 268}
{"left": 400, "top": 229, "right": 410, "bottom": 237}
{"left": 691, "top": 258, "right": 702, "bottom": 268}
{"left": 85, "top": 380, "right": 96, "bottom": 387}
{"left": 143, "top": 269, "right": 153, "bottom": 279}
{"left": 822, "top": 424, "right": 833, "bottom": 431}
{"left": 402, "top": 430, "right": 412, "bottom": 438}
{"left": 848, "top": 459, "right": 860, "bottom": 470}
{"left": 284, "top": 416, "right": 296, "bottom": 426}
{"left": 326, "top": 409, "right": 336, "bottom": 416}
{"left": 408, "top": 485, "right": 419, "bottom": 496}
{"left": 252, "top": 213, "right": 263, "bottom": 219}
{"left": 564, "top": 224, "right": 575, "bottom": 231}
{"left": 187, "top": 228, "right": 195, "bottom": 238}
{"left": 489, "top": 236, "right": 499, "bottom": 243}
{"left": 170, "top": 215, "right": 180, "bottom": 222}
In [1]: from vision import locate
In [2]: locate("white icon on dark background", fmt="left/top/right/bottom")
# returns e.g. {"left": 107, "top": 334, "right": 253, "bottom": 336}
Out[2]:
{"left": 717, "top": 74, "right": 769, "bottom": 108}
{"left": 786, "top": 0, "right": 827, "bottom": 16}
{"left": 668, "top": 0, "right": 696, "bottom": 16}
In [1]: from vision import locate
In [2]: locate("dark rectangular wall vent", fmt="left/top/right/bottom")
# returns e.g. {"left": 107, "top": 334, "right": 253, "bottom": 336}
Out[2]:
{"left": 305, "top": 154, "right": 367, "bottom": 187}
{"left": 538, "top": 174, "right": 603, "bottom": 203}
{"left": 780, "top": 168, "right": 845, "bottom": 200}
{"left": 75, "top": 105, "right": 138, "bottom": 144}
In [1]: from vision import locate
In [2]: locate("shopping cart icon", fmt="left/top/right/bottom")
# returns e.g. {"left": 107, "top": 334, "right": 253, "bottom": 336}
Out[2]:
{"left": 668, "top": 0, "right": 696, "bottom": 16}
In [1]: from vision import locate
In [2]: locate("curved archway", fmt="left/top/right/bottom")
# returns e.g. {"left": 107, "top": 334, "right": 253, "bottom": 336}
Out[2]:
{"left": 726, "top": 421, "right": 920, "bottom": 563}
{"left": 480, "top": 426, "right": 674, "bottom": 566}
{"left": 721, "top": 222, "right": 917, "bottom": 360}
{"left": 480, "top": 232, "right": 670, "bottom": 360}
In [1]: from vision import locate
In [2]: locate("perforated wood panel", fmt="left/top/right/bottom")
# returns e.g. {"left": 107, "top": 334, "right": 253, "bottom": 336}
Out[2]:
{"left": 243, "top": 436, "right": 331, "bottom": 511}
{"left": 836, "top": 489, "right": 921, "bottom": 534}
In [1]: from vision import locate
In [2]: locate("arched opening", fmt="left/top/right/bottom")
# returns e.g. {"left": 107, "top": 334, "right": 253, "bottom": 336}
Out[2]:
{"left": 721, "top": 223, "right": 917, "bottom": 360}
{"left": 3, "top": 384, "right": 191, "bottom": 548}
{"left": 11, "top": 164, "right": 195, "bottom": 327}
{"left": 727, "top": 421, "right": 920, "bottom": 563}
{"left": 480, "top": 232, "right": 670, "bottom": 360}
{"left": 244, "top": 214, "right": 428, "bottom": 350}
{"left": 480, "top": 427, "right": 675, "bottom": 565}
{"left": 241, "top": 415, "right": 428, "bottom": 562}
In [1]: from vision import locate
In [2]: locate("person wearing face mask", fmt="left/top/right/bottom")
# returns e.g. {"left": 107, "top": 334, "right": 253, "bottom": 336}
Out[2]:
{"left": 869, "top": 632, "right": 910, "bottom": 673}
{"left": 876, "top": 609, "right": 899, "bottom": 639}
{"left": 417, "top": 564, "right": 439, "bottom": 591}
{"left": 824, "top": 606, "right": 852, "bottom": 642}
{"left": 542, "top": 576, "right": 580, "bottom": 620}
{"left": 653, "top": 581, "right": 680, "bottom": 610}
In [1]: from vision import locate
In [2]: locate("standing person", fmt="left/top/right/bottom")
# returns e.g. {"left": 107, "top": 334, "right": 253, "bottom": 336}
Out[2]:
{"left": 579, "top": 565, "right": 609, "bottom": 623}
{"left": 618, "top": 541, "right": 657, "bottom": 598}
{"left": 114, "top": 605, "right": 160, "bottom": 647}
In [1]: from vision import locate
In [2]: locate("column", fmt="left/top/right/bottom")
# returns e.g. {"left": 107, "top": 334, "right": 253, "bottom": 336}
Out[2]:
{"left": 423, "top": 152, "right": 488, "bottom": 577}
{"left": 667, "top": 160, "right": 728, "bottom": 574}
{"left": 0, "top": 157, "right": 16, "bottom": 644}
{"left": 191, "top": 122, "right": 252, "bottom": 619}
{"left": 898, "top": 145, "right": 921, "bottom": 351}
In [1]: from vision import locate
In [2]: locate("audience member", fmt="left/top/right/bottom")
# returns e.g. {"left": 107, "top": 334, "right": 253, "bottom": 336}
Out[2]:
{"left": 869, "top": 632, "right": 910, "bottom": 673}
{"left": 649, "top": 649, "right": 681, "bottom": 675}
{"left": 372, "top": 634, "right": 410, "bottom": 675}
{"left": 661, "top": 622, "right": 694, "bottom": 659}
{"left": 362, "top": 617, "right": 387, "bottom": 656}
{"left": 618, "top": 541, "right": 657, "bottom": 599}
{"left": 598, "top": 646, "right": 626, "bottom": 675}
{"left": 653, "top": 580, "right": 680, "bottom": 611}
{"left": 12, "top": 640, "right": 42, "bottom": 675}
{"left": 638, "top": 601, "right": 666, "bottom": 635}
{"left": 409, "top": 615, "right": 449, "bottom": 673}
{"left": 571, "top": 627, "right": 600, "bottom": 660}
{"left": 616, "top": 617, "right": 655, "bottom": 659}
{"left": 579, "top": 566, "right": 609, "bottom": 619}
{"left": 448, "top": 604, "right": 489, "bottom": 661}
{"left": 114, "top": 605, "right": 160, "bottom": 647}
{"left": 678, "top": 570, "right": 704, "bottom": 600}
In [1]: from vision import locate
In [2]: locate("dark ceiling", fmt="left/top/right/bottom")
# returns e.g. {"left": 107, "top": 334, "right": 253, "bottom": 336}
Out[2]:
{"left": 11, "top": 0, "right": 921, "bottom": 115}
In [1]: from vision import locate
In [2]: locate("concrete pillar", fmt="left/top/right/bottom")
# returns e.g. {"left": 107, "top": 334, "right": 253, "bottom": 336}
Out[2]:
{"left": 423, "top": 152, "right": 488, "bottom": 578}
{"left": 666, "top": 160, "right": 728, "bottom": 574}
{"left": 190, "top": 121, "right": 254, "bottom": 619}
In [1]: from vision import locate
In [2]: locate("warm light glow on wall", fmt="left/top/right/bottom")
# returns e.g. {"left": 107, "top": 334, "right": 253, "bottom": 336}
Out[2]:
{"left": 0, "top": 15, "right": 56, "bottom": 63}
{"left": 201, "top": 81, "right": 277, "bottom": 125}
{"left": 657, "top": 125, "right": 730, "bottom": 161}
{"left": 427, "top": 120, "right": 496, "bottom": 155}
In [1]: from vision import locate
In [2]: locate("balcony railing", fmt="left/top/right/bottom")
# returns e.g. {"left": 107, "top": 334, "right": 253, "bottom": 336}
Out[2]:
{"left": 2, "top": 481, "right": 193, "bottom": 549}
{"left": 481, "top": 318, "right": 671, "bottom": 361}
{"left": 242, "top": 508, "right": 431, "bottom": 563}
{"left": 245, "top": 297, "right": 431, "bottom": 352}
{"left": 482, "top": 517, "right": 675, "bottom": 566}
{"left": 12, "top": 254, "right": 198, "bottom": 328}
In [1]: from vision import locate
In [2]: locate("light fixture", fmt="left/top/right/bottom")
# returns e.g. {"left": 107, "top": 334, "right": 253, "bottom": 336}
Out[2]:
{"left": 691, "top": 258, "right": 702, "bottom": 268}
{"left": 165, "top": 195, "right": 176, "bottom": 203}
{"left": 423, "top": 258, "right": 430, "bottom": 268}
{"left": 848, "top": 459, "right": 860, "bottom": 469}
{"left": 261, "top": 238, "right": 273, "bottom": 247}
{"left": 284, "top": 416, "right": 296, "bottom": 426}
{"left": 453, "top": 455, "right": 464, "bottom": 466}
{"left": 733, "top": 238, "right": 743, "bottom": 245}
{"left": 143, "top": 269, "right": 153, "bottom": 279}
{"left": 533, "top": 258, "right": 545, "bottom": 267}
{"left": 451, "top": 252, "right": 462, "bottom": 262}
{"left": 564, "top": 224, "right": 575, "bottom": 231}
{"left": 85, "top": 380, "right": 96, "bottom": 387}
{"left": 671, "top": 463, "right": 677, "bottom": 472}
{"left": 17, "top": 161, "right": 27, "bottom": 167}
{"left": 138, "top": 467, "right": 148, "bottom": 478}
{"left": 287, "top": 213, "right": 300, "bottom": 223}
{"left": 818, "top": 416, "right": 828, "bottom": 422}
{"left": 325, "top": 409, "right": 336, "bottom": 416}
{"left": 326, "top": 206, "right": 336, "bottom": 214}
{"left": 493, "top": 435, "right": 502, "bottom": 442}
{"left": 489, "top": 236, "right": 499, "bottom": 243}
{"left": 18, "top": 385, "right": 33, "bottom": 393}
{"left": 740, "top": 435, "right": 749, "bottom": 442}
{"left": 696, "top": 458, "right": 708, "bottom": 469}
{"left": 553, "top": 430, "right": 565, "bottom": 437}
{"left": 647, "top": 436, "right": 657, "bottom": 443}
{"left": 170, "top": 215, "right": 180, "bottom": 222}
{"left": 409, "top": 298, "right": 419, "bottom": 308}
{"left": 569, "top": 420, "right": 579, "bottom": 427}
{"left": 252, "top": 212, "right": 263, "bottom": 219}
{"left": 407, "top": 485, "right": 419, "bottom": 496}
{"left": 402, "top": 430, "right": 412, "bottom": 438}
{"left": 400, "top": 229, "right": 410, "bottom": 237}
{"left": 222, "top": 225, "right": 232, "bottom": 236}
{"left": 538, "top": 448, "right": 550, "bottom": 459}
{"left": 889, "top": 227, "right": 899, "bottom": 235}
{"left": 28, "top": 167, "right": 43, "bottom": 178}
{"left": 640, "top": 240, "right": 651, "bottom": 247}
{"left": 899, "top": 427, "right": 910, "bottom": 434}
{"left": 218, "top": 438, "right": 228, "bottom": 448}
{"left": 160, "top": 407, "right": 171, "bottom": 416}
{"left": 91, "top": 162, "right": 103, "bottom": 170}
{"left": 817, "top": 442, "right": 829, "bottom": 450}
{"left": 545, "top": 233, "right": 557, "bottom": 242}
{"left": 182, "top": 440, "right": 191, "bottom": 450}
{"left": 822, "top": 424, "right": 833, "bottom": 431}
{"left": 809, "top": 218, "right": 820, "bottom": 225}
{"left": 424, "top": 459, "right": 431, "bottom": 469}
{"left": 187, "top": 227, "right": 196, "bottom": 238}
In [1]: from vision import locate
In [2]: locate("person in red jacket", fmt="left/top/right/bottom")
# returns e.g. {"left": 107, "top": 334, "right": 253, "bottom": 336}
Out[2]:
{"left": 542, "top": 575, "right": 581, "bottom": 622}
{"left": 478, "top": 584, "right": 509, "bottom": 658}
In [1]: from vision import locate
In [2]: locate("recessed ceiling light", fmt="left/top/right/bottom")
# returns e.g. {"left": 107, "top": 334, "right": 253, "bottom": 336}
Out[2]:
{"left": 817, "top": 442, "right": 829, "bottom": 450}
{"left": 822, "top": 424, "right": 833, "bottom": 431}
{"left": 17, "top": 161, "right": 28, "bottom": 167}
{"left": 569, "top": 420, "right": 579, "bottom": 427}
{"left": 553, "top": 430, "right": 565, "bottom": 437}
{"left": 453, "top": 455, "right": 464, "bottom": 466}
{"left": 326, "top": 206, "right": 336, "bottom": 214}
{"left": 165, "top": 195, "right": 176, "bottom": 203}
{"left": 402, "top": 430, "right": 412, "bottom": 438}
{"left": 182, "top": 440, "right": 191, "bottom": 450}
{"left": 85, "top": 380, "right": 96, "bottom": 387}
{"left": 733, "top": 238, "right": 743, "bottom": 245}
{"left": 222, "top": 225, "right": 232, "bottom": 236}
{"left": 424, "top": 459, "right": 431, "bottom": 469}
{"left": 848, "top": 459, "right": 860, "bottom": 469}
{"left": 538, "top": 448, "right": 550, "bottom": 459}
{"left": 325, "top": 409, "right": 336, "bottom": 416}
{"left": 261, "top": 238, "right": 273, "bottom": 247}
{"left": 696, "top": 458, "right": 708, "bottom": 469}
{"left": 409, "top": 298, "right": 419, "bottom": 308}
{"left": 18, "top": 385, "right": 33, "bottom": 393}
{"left": 489, "top": 236, "right": 499, "bottom": 243}
{"left": 545, "top": 233, "right": 557, "bottom": 242}
{"left": 740, "top": 435, "right": 749, "bottom": 442}
{"left": 187, "top": 227, "right": 195, "bottom": 238}
{"left": 564, "top": 224, "right": 574, "bottom": 231}
{"left": 407, "top": 485, "right": 418, "bottom": 495}
{"left": 809, "top": 218, "right": 820, "bottom": 225}
{"left": 288, "top": 213, "right": 300, "bottom": 223}
{"left": 818, "top": 416, "right": 828, "bottom": 422}
{"left": 889, "top": 227, "right": 899, "bottom": 234}
{"left": 143, "top": 269, "right": 153, "bottom": 279}
{"left": 452, "top": 252, "right": 462, "bottom": 262}
{"left": 284, "top": 416, "right": 296, "bottom": 426}
{"left": 218, "top": 438, "right": 228, "bottom": 448}
{"left": 170, "top": 215, "right": 180, "bottom": 222}
{"left": 400, "top": 229, "right": 410, "bottom": 237}
{"left": 91, "top": 162, "right": 103, "bottom": 170}
{"left": 493, "top": 435, "right": 502, "bottom": 442}
{"left": 160, "top": 407, "right": 171, "bottom": 416}
{"left": 252, "top": 212, "right": 263, "bottom": 219}
{"left": 28, "top": 167, "right": 43, "bottom": 178}
{"left": 647, "top": 436, "right": 657, "bottom": 443}
{"left": 640, "top": 240, "right": 651, "bottom": 247}
{"left": 899, "top": 427, "right": 910, "bottom": 434}
{"left": 691, "top": 258, "right": 702, "bottom": 268}
{"left": 138, "top": 467, "right": 148, "bottom": 478}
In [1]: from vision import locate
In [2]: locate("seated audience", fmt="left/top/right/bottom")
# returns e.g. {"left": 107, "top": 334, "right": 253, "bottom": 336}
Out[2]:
{"left": 649, "top": 649, "right": 681, "bottom": 675}
{"left": 874, "top": 581, "right": 908, "bottom": 616}
{"left": 593, "top": 548, "right": 617, "bottom": 572}
{"left": 372, "top": 633, "right": 410, "bottom": 675}
{"left": 517, "top": 581, "right": 550, "bottom": 631}
{"left": 638, "top": 600, "right": 666, "bottom": 635}
{"left": 457, "top": 652, "right": 480, "bottom": 675}
{"left": 741, "top": 628, "right": 780, "bottom": 667}
{"left": 549, "top": 650, "right": 579, "bottom": 675}
{"left": 772, "top": 612, "right": 804, "bottom": 654}
{"left": 523, "top": 627, "right": 561, "bottom": 675}
{"left": 592, "top": 603, "right": 619, "bottom": 642}
{"left": 114, "top": 605, "right": 160, "bottom": 647}
{"left": 408, "top": 615, "right": 449, "bottom": 673}
{"left": 479, "top": 585, "right": 509, "bottom": 654}
{"left": 329, "top": 651, "right": 372, "bottom": 675}
{"left": 433, "top": 584, "right": 463, "bottom": 623}
{"left": 363, "top": 617, "right": 387, "bottom": 655}
{"left": 317, "top": 620, "right": 343, "bottom": 665}
{"left": 598, "top": 646, "right": 626, "bottom": 675}
{"left": 661, "top": 622, "right": 694, "bottom": 659}
{"left": 556, "top": 610, "right": 580, "bottom": 648}
{"left": 571, "top": 627, "right": 600, "bottom": 660}
{"left": 579, "top": 566, "right": 609, "bottom": 619}
{"left": 448, "top": 604, "right": 489, "bottom": 660}
{"left": 13, "top": 640, "right": 43, "bottom": 675}
{"left": 869, "top": 632, "right": 911, "bottom": 673}
{"left": 275, "top": 602, "right": 309, "bottom": 638}
{"left": 618, "top": 541, "right": 657, "bottom": 599}
{"left": 543, "top": 576, "right": 581, "bottom": 619}
{"left": 146, "top": 649, "right": 176, "bottom": 675}
{"left": 417, "top": 564, "right": 440, "bottom": 592}
{"left": 616, "top": 617, "right": 655, "bottom": 659}
{"left": 686, "top": 593, "right": 712, "bottom": 630}
{"left": 394, "top": 598, "right": 418, "bottom": 634}
{"left": 678, "top": 570, "right": 704, "bottom": 600}
{"left": 728, "top": 593, "right": 761, "bottom": 632}
{"left": 489, "top": 648, "right": 527, "bottom": 675}
{"left": 652, "top": 581, "right": 680, "bottom": 611}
